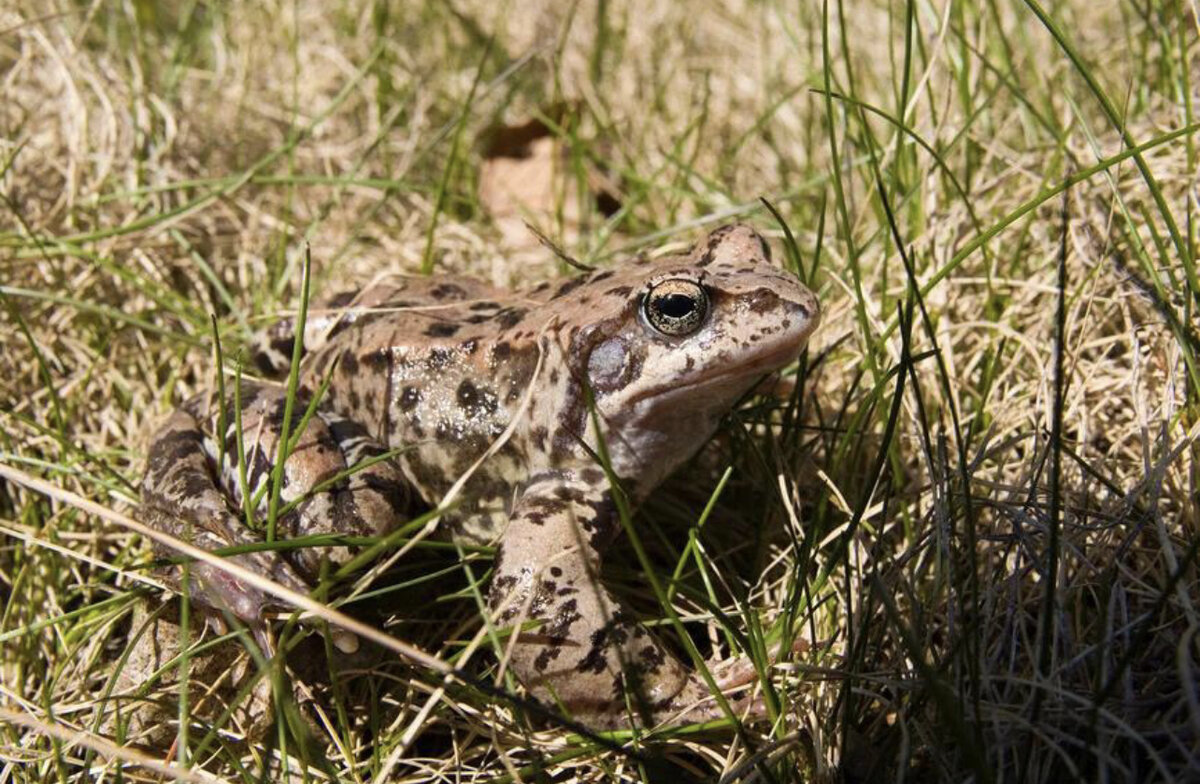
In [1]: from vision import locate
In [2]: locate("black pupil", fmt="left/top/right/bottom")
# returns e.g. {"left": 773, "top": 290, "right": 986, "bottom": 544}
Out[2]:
{"left": 656, "top": 293, "right": 696, "bottom": 319}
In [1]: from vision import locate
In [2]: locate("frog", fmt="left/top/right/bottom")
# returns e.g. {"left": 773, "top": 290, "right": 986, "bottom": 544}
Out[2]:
{"left": 139, "top": 223, "right": 821, "bottom": 730}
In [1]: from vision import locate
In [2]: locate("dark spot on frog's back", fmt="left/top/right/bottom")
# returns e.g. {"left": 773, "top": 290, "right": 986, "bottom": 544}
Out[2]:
{"left": 424, "top": 321, "right": 460, "bottom": 338}
{"left": 400, "top": 386, "right": 421, "bottom": 410}
{"left": 456, "top": 380, "right": 480, "bottom": 408}
{"left": 551, "top": 277, "right": 585, "bottom": 300}
{"left": 470, "top": 301, "right": 500, "bottom": 311}
{"left": 587, "top": 269, "right": 615, "bottom": 284}
{"left": 326, "top": 291, "right": 356, "bottom": 308}
{"left": 495, "top": 308, "right": 526, "bottom": 329}
{"left": 340, "top": 350, "right": 359, "bottom": 376}
{"left": 311, "top": 351, "right": 337, "bottom": 379}
{"left": 430, "top": 283, "right": 467, "bottom": 300}
{"left": 363, "top": 348, "right": 389, "bottom": 371}
{"left": 604, "top": 285, "right": 632, "bottom": 298}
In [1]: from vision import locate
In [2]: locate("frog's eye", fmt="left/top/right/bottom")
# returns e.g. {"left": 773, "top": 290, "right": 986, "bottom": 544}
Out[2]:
{"left": 643, "top": 279, "right": 708, "bottom": 336}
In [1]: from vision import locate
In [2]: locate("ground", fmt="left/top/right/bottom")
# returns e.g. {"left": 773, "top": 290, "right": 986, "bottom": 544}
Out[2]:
{"left": 1, "top": 1, "right": 1198, "bottom": 782}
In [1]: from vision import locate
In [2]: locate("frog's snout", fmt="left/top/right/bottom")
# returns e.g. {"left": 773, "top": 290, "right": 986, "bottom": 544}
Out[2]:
{"left": 787, "top": 287, "right": 821, "bottom": 331}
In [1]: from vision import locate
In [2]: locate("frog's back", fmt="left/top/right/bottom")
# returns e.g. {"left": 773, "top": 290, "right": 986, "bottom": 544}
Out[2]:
{"left": 251, "top": 274, "right": 528, "bottom": 376}
{"left": 260, "top": 274, "right": 550, "bottom": 529}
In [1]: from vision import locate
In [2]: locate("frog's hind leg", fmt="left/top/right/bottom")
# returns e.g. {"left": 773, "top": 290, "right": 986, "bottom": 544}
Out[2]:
{"left": 140, "top": 382, "right": 412, "bottom": 628}
{"left": 277, "top": 410, "right": 416, "bottom": 575}
{"left": 140, "top": 398, "right": 310, "bottom": 626}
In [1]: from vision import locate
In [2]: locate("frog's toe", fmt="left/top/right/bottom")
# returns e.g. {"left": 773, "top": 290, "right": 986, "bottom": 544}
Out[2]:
{"left": 711, "top": 657, "right": 761, "bottom": 691}
{"left": 193, "top": 563, "right": 271, "bottom": 621}
{"left": 656, "top": 677, "right": 772, "bottom": 727}
{"left": 187, "top": 553, "right": 304, "bottom": 625}
{"left": 330, "top": 628, "right": 359, "bottom": 654}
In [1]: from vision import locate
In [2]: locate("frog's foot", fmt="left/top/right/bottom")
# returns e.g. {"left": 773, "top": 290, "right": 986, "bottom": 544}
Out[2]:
{"left": 707, "top": 635, "right": 810, "bottom": 691}
{"left": 106, "top": 599, "right": 279, "bottom": 749}
{"left": 652, "top": 637, "right": 812, "bottom": 726}
{"left": 140, "top": 381, "right": 411, "bottom": 628}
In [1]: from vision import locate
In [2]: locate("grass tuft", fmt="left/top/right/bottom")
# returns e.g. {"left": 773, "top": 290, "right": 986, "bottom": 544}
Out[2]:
{"left": 2, "top": 1, "right": 1198, "bottom": 781}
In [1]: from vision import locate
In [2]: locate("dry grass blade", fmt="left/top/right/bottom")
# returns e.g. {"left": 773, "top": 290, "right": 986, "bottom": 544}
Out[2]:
{"left": 3, "top": 1, "right": 1198, "bottom": 781}
{"left": 0, "top": 705, "right": 227, "bottom": 783}
{"left": 0, "top": 462, "right": 455, "bottom": 676}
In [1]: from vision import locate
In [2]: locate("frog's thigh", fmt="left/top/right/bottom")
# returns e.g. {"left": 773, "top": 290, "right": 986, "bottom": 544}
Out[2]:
{"left": 206, "top": 386, "right": 413, "bottom": 575}
{"left": 142, "top": 382, "right": 412, "bottom": 619}
{"left": 291, "top": 410, "right": 414, "bottom": 555}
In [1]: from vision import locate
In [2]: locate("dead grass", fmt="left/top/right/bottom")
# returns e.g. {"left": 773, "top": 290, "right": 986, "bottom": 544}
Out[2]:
{"left": 2, "top": 0, "right": 1199, "bottom": 781}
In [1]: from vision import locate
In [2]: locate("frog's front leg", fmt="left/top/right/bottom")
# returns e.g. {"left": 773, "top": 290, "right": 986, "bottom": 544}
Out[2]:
{"left": 488, "top": 470, "right": 746, "bottom": 729}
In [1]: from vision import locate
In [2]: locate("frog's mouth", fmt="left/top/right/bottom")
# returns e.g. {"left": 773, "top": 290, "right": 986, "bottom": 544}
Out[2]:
{"left": 629, "top": 338, "right": 807, "bottom": 408}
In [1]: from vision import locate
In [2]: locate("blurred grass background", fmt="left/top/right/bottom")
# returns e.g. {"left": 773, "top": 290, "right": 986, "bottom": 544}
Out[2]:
{"left": 1, "top": 0, "right": 1198, "bottom": 781}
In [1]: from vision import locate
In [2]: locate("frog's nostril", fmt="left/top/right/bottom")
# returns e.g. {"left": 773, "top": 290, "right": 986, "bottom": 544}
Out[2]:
{"left": 745, "top": 287, "right": 778, "bottom": 314}
{"left": 782, "top": 290, "right": 818, "bottom": 322}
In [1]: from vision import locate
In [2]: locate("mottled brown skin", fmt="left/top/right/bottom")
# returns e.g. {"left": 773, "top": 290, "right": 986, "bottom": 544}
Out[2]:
{"left": 141, "top": 224, "right": 820, "bottom": 729}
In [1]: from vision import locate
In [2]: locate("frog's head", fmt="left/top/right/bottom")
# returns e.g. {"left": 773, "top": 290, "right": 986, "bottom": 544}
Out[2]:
{"left": 559, "top": 224, "right": 820, "bottom": 489}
